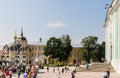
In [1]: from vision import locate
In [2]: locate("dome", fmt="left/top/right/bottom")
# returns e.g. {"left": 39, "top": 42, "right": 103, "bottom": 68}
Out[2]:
{"left": 3, "top": 42, "right": 21, "bottom": 51}
{"left": 7, "top": 42, "right": 21, "bottom": 48}
{"left": 17, "top": 28, "right": 27, "bottom": 41}
{"left": 17, "top": 36, "right": 27, "bottom": 41}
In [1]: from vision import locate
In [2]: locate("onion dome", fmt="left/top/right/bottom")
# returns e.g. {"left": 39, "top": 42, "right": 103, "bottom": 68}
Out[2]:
{"left": 17, "top": 28, "right": 27, "bottom": 41}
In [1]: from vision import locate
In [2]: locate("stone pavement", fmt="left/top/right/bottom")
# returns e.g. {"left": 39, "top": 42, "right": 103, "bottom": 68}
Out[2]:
{"left": 11, "top": 67, "right": 120, "bottom": 78}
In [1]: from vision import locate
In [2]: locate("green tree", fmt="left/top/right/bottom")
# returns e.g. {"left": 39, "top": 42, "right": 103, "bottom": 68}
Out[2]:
{"left": 81, "top": 36, "right": 98, "bottom": 62}
{"left": 101, "top": 41, "right": 105, "bottom": 58}
{"left": 44, "top": 37, "right": 62, "bottom": 63}
{"left": 59, "top": 35, "right": 72, "bottom": 63}
{"left": 96, "top": 41, "right": 105, "bottom": 62}
{"left": 44, "top": 35, "right": 72, "bottom": 65}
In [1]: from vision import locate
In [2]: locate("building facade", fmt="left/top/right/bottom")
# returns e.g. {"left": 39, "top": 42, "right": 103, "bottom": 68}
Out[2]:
{"left": 0, "top": 28, "right": 81, "bottom": 66}
{"left": 104, "top": 0, "right": 120, "bottom": 73}
{"left": 1, "top": 28, "right": 48, "bottom": 66}
{"left": 68, "top": 47, "right": 80, "bottom": 64}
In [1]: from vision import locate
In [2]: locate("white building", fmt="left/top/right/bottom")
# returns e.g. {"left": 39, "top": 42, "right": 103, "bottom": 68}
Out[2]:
{"left": 104, "top": 0, "right": 120, "bottom": 73}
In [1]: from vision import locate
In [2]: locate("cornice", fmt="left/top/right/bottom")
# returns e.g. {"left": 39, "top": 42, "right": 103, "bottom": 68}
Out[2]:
{"left": 104, "top": 0, "right": 120, "bottom": 28}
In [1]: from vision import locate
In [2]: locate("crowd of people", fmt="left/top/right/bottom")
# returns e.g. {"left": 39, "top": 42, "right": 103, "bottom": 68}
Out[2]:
{"left": 0, "top": 63, "right": 38, "bottom": 78}
{"left": 0, "top": 62, "right": 112, "bottom": 78}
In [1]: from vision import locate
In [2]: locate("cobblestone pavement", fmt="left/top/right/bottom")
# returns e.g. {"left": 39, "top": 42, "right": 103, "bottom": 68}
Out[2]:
{"left": 10, "top": 67, "right": 120, "bottom": 78}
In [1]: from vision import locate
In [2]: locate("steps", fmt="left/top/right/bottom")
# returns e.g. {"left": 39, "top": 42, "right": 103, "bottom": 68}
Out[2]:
{"left": 76, "top": 62, "right": 115, "bottom": 72}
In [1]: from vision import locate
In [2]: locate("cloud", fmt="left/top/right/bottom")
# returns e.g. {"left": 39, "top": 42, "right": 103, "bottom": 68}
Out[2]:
{"left": 46, "top": 21, "right": 64, "bottom": 28}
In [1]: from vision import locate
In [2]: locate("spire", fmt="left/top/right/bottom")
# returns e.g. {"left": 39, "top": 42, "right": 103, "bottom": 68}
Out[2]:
{"left": 14, "top": 30, "right": 17, "bottom": 43}
{"left": 21, "top": 27, "right": 23, "bottom": 37}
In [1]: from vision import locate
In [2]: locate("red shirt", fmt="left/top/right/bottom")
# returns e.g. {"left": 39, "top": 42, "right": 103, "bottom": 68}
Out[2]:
{"left": 6, "top": 71, "right": 9, "bottom": 76}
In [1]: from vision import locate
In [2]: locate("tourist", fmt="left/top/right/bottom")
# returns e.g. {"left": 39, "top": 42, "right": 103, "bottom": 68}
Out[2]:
{"left": 18, "top": 69, "right": 21, "bottom": 78}
{"left": 106, "top": 68, "right": 110, "bottom": 78}
{"left": 1, "top": 71, "right": 6, "bottom": 78}
{"left": 71, "top": 71, "right": 75, "bottom": 78}
{"left": 9, "top": 69, "right": 12, "bottom": 78}
{"left": 27, "top": 71, "right": 32, "bottom": 78}
{"left": 47, "top": 66, "right": 49, "bottom": 72}
{"left": 103, "top": 71, "right": 107, "bottom": 78}
{"left": 61, "top": 68, "right": 64, "bottom": 74}
{"left": 53, "top": 67, "right": 55, "bottom": 72}
{"left": 33, "top": 70, "right": 37, "bottom": 78}
{"left": 6, "top": 69, "right": 9, "bottom": 77}
{"left": 85, "top": 63, "right": 89, "bottom": 70}
{"left": 23, "top": 71, "right": 27, "bottom": 78}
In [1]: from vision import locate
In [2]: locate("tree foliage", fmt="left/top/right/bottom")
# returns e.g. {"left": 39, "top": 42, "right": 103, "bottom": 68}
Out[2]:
{"left": 44, "top": 35, "right": 72, "bottom": 63}
{"left": 59, "top": 35, "right": 72, "bottom": 62}
{"left": 44, "top": 37, "right": 62, "bottom": 58}
{"left": 80, "top": 36, "right": 105, "bottom": 62}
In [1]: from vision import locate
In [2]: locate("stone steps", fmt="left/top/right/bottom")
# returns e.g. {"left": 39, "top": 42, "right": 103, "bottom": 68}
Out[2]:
{"left": 76, "top": 62, "right": 115, "bottom": 72}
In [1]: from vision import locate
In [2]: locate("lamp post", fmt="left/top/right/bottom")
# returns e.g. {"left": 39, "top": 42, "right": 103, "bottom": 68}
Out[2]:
{"left": 35, "top": 37, "right": 42, "bottom": 64}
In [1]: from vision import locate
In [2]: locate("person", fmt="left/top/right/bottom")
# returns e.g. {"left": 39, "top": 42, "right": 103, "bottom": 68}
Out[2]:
{"left": 23, "top": 71, "right": 27, "bottom": 78}
{"left": 2, "top": 71, "right": 6, "bottom": 78}
{"left": 71, "top": 71, "right": 75, "bottom": 78}
{"left": 61, "top": 68, "right": 64, "bottom": 74}
{"left": 27, "top": 72, "right": 32, "bottom": 78}
{"left": 47, "top": 66, "right": 49, "bottom": 72}
{"left": 9, "top": 69, "right": 12, "bottom": 78}
{"left": 106, "top": 68, "right": 110, "bottom": 78}
{"left": 85, "top": 63, "right": 89, "bottom": 70}
{"left": 18, "top": 69, "right": 21, "bottom": 78}
{"left": 6, "top": 70, "right": 9, "bottom": 77}
{"left": 33, "top": 70, "right": 37, "bottom": 78}
{"left": 53, "top": 67, "right": 55, "bottom": 72}
{"left": 103, "top": 71, "right": 107, "bottom": 78}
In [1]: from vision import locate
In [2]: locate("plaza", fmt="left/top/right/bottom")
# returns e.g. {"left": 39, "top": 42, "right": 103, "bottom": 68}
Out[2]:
{"left": 10, "top": 66, "right": 120, "bottom": 78}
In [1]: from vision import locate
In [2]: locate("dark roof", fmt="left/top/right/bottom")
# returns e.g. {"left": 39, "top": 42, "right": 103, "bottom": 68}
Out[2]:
{"left": 17, "top": 36, "right": 27, "bottom": 41}
{"left": 7, "top": 42, "right": 21, "bottom": 48}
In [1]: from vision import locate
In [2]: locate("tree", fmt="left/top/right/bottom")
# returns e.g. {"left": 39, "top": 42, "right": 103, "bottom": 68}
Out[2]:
{"left": 96, "top": 41, "right": 105, "bottom": 62}
{"left": 59, "top": 35, "right": 72, "bottom": 63}
{"left": 81, "top": 36, "right": 98, "bottom": 62}
{"left": 44, "top": 35, "right": 72, "bottom": 64}
{"left": 44, "top": 37, "right": 62, "bottom": 62}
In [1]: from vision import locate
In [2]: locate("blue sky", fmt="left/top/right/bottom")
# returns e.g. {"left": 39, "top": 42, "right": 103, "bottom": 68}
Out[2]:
{"left": 0, "top": 0, "right": 112, "bottom": 46}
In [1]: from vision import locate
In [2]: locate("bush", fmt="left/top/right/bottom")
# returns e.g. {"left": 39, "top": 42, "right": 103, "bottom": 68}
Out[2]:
{"left": 55, "top": 62, "right": 61, "bottom": 66}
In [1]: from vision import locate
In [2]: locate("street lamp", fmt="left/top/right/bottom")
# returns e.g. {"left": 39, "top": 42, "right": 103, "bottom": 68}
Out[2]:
{"left": 35, "top": 37, "right": 42, "bottom": 64}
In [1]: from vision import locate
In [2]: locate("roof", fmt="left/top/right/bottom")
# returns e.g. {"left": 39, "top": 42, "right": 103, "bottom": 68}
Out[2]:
{"left": 7, "top": 42, "right": 21, "bottom": 48}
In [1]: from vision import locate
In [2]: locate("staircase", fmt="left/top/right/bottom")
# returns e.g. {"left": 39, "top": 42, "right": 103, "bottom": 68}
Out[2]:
{"left": 76, "top": 62, "right": 115, "bottom": 72}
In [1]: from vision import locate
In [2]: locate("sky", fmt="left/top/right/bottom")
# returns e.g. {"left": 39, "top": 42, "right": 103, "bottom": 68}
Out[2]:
{"left": 0, "top": 0, "right": 112, "bottom": 47}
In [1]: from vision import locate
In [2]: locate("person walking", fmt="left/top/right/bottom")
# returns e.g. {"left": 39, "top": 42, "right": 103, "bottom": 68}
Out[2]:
{"left": 103, "top": 71, "right": 107, "bottom": 78}
{"left": 106, "top": 68, "right": 110, "bottom": 78}
{"left": 85, "top": 63, "right": 89, "bottom": 70}
{"left": 47, "top": 66, "right": 49, "bottom": 72}
{"left": 61, "top": 68, "right": 64, "bottom": 74}
{"left": 18, "top": 69, "right": 21, "bottom": 78}
{"left": 53, "top": 67, "right": 55, "bottom": 72}
{"left": 27, "top": 72, "right": 32, "bottom": 78}
{"left": 2, "top": 71, "right": 6, "bottom": 78}
{"left": 71, "top": 71, "right": 75, "bottom": 78}
{"left": 23, "top": 71, "right": 27, "bottom": 78}
{"left": 9, "top": 69, "right": 12, "bottom": 78}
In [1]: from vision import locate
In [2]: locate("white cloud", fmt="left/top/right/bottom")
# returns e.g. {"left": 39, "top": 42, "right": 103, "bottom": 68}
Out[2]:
{"left": 46, "top": 21, "right": 64, "bottom": 28}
